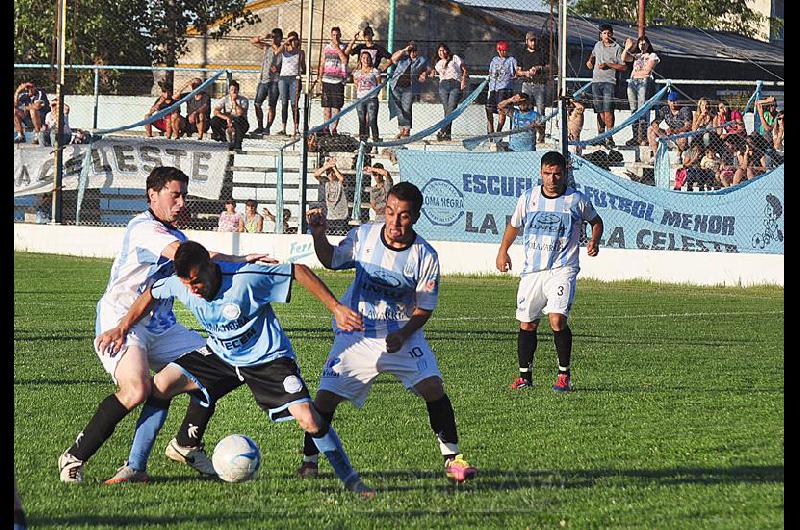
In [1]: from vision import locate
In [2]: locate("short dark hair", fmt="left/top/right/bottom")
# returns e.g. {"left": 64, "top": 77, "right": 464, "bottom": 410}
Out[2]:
{"left": 229, "top": 80, "right": 240, "bottom": 90}
{"left": 245, "top": 199, "right": 257, "bottom": 208}
{"left": 271, "top": 28, "right": 283, "bottom": 38}
{"left": 174, "top": 241, "right": 210, "bottom": 278}
{"left": 331, "top": 26, "right": 341, "bottom": 33}
{"left": 540, "top": 151, "right": 567, "bottom": 172}
{"left": 516, "top": 92, "right": 530, "bottom": 102}
{"left": 388, "top": 182, "right": 423, "bottom": 217}
{"left": 599, "top": 24, "right": 613, "bottom": 34}
{"left": 373, "top": 162, "right": 384, "bottom": 170}
{"left": 146, "top": 166, "right": 189, "bottom": 199}
{"left": 363, "top": 25, "right": 374, "bottom": 37}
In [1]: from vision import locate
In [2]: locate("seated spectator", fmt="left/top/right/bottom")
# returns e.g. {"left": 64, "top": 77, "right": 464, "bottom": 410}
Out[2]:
{"left": 646, "top": 117, "right": 666, "bottom": 155}
{"left": 713, "top": 100, "right": 745, "bottom": 140}
{"left": 365, "top": 163, "right": 393, "bottom": 222}
{"left": 691, "top": 97, "right": 715, "bottom": 147}
{"left": 262, "top": 206, "right": 297, "bottom": 233}
{"left": 658, "top": 90, "right": 692, "bottom": 151}
{"left": 175, "top": 77, "right": 210, "bottom": 140}
{"left": 717, "top": 135, "right": 740, "bottom": 187}
{"left": 217, "top": 199, "right": 242, "bottom": 232}
{"left": 699, "top": 145, "right": 721, "bottom": 189}
{"left": 754, "top": 97, "right": 778, "bottom": 139}
{"left": 679, "top": 141, "right": 710, "bottom": 191}
{"left": 210, "top": 79, "right": 249, "bottom": 150}
{"left": 732, "top": 134, "right": 766, "bottom": 185}
{"left": 567, "top": 97, "right": 586, "bottom": 156}
{"left": 312, "top": 156, "right": 349, "bottom": 234}
{"left": 14, "top": 80, "right": 49, "bottom": 144}
{"left": 238, "top": 199, "right": 263, "bottom": 233}
{"left": 145, "top": 80, "right": 177, "bottom": 139}
{"left": 39, "top": 100, "right": 72, "bottom": 147}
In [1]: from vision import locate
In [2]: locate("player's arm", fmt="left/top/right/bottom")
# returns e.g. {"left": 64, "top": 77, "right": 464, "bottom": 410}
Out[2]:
{"left": 160, "top": 240, "right": 275, "bottom": 265}
{"left": 293, "top": 264, "right": 363, "bottom": 331}
{"left": 386, "top": 308, "right": 432, "bottom": 353}
{"left": 95, "top": 287, "right": 157, "bottom": 356}
{"left": 586, "top": 214, "right": 603, "bottom": 257}
{"left": 306, "top": 209, "right": 335, "bottom": 268}
{"left": 496, "top": 223, "right": 520, "bottom": 272}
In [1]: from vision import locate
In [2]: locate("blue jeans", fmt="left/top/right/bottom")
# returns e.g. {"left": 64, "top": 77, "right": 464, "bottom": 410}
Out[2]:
{"left": 627, "top": 77, "right": 652, "bottom": 139}
{"left": 356, "top": 97, "right": 379, "bottom": 140}
{"left": 438, "top": 79, "right": 461, "bottom": 135}
{"left": 278, "top": 76, "right": 301, "bottom": 128}
{"left": 255, "top": 80, "right": 279, "bottom": 109}
{"left": 392, "top": 85, "right": 414, "bottom": 128}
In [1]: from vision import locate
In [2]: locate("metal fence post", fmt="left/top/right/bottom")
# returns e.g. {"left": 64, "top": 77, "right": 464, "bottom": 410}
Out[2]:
{"left": 92, "top": 68, "right": 100, "bottom": 129}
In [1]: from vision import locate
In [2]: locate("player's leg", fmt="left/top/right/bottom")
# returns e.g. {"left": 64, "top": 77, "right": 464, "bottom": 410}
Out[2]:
{"left": 513, "top": 271, "right": 547, "bottom": 388}
{"left": 543, "top": 268, "right": 578, "bottom": 392}
{"left": 299, "top": 390, "right": 345, "bottom": 477}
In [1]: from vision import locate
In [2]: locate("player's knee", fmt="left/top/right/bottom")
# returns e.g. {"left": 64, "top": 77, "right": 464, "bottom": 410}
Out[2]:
{"left": 117, "top": 379, "right": 152, "bottom": 408}
{"left": 415, "top": 377, "right": 445, "bottom": 402}
{"left": 520, "top": 321, "right": 538, "bottom": 332}
{"left": 549, "top": 314, "right": 567, "bottom": 331}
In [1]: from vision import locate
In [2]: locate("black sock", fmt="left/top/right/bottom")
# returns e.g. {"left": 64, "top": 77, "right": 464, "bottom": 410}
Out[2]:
{"left": 69, "top": 394, "right": 130, "bottom": 461}
{"left": 426, "top": 394, "right": 458, "bottom": 460}
{"left": 517, "top": 329, "right": 538, "bottom": 381}
{"left": 175, "top": 396, "right": 215, "bottom": 447}
{"left": 303, "top": 408, "right": 334, "bottom": 457}
{"left": 553, "top": 327, "right": 573, "bottom": 373}
{"left": 14, "top": 509, "right": 26, "bottom": 526}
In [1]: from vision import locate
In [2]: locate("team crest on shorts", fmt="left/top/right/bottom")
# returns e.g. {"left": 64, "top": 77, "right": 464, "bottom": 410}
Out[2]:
{"left": 222, "top": 303, "right": 241, "bottom": 320}
{"left": 283, "top": 375, "right": 303, "bottom": 393}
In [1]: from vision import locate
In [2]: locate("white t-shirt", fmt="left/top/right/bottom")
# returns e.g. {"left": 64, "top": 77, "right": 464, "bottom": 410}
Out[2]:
{"left": 45, "top": 111, "right": 71, "bottom": 135}
{"left": 435, "top": 55, "right": 464, "bottom": 81}
{"left": 215, "top": 95, "right": 249, "bottom": 115}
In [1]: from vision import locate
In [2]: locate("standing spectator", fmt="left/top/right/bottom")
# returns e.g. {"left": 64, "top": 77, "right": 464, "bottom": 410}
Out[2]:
{"left": 262, "top": 206, "right": 296, "bottom": 233}
{"left": 210, "top": 80, "right": 249, "bottom": 150}
{"left": 388, "top": 41, "right": 429, "bottom": 139}
{"left": 249, "top": 28, "right": 283, "bottom": 136}
{"left": 772, "top": 110, "right": 784, "bottom": 152}
{"left": 347, "top": 25, "right": 391, "bottom": 72}
{"left": 276, "top": 31, "right": 305, "bottom": 137}
{"left": 516, "top": 31, "right": 551, "bottom": 144}
{"left": 365, "top": 163, "right": 393, "bottom": 222}
{"left": 40, "top": 101, "right": 72, "bottom": 147}
{"left": 432, "top": 43, "right": 468, "bottom": 141}
{"left": 313, "top": 157, "right": 349, "bottom": 234}
{"left": 658, "top": 90, "right": 692, "bottom": 151}
{"left": 623, "top": 35, "right": 659, "bottom": 146}
{"left": 14, "top": 80, "right": 49, "bottom": 144}
{"left": 691, "top": 97, "right": 714, "bottom": 147}
{"left": 755, "top": 97, "right": 778, "bottom": 139}
{"left": 585, "top": 24, "right": 626, "bottom": 147}
{"left": 217, "top": 199, "right": 242, "bottom": 232}
{"left": 238, "top": 199, "right": 264, "bottom": 233}
{"left": 175, "top": 77, "right": 210, "bottom": 140}
{"left": 145, "top": 80, "right": 177, "bottom": 139}
{"left": 318, "top": 27, "right": 349, "bottom": 135}
{"left": 497, "top": 93, "right": 539, "bottom": 152}
{"left": 352, "top": 51, "right": 384, "bottom": 143}
{"left": 713, "top": 100, "right": 746, "bottom": 140}
{"left": 486, "top": 40, "right": 517, "bottom": 135}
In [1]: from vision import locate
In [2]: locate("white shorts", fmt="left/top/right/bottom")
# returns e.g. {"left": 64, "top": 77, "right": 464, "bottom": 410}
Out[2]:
{"left": 317, "top": 330, "right": 443, "bottom": 408}
{"left": 516, "top": 267, "right": 578, "bottom": 322}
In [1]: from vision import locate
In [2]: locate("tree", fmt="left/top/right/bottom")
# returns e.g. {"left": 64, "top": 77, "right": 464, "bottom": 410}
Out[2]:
{"left": 572, "top": 0, "right": 768, "bottom": 40}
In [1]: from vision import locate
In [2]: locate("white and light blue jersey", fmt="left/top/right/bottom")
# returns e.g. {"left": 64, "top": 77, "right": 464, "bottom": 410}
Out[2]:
{"left": 511, "top": 187, "right": 598, "bottom": 274}
{"left": 331, "top": 223, "right": 439, "bottom": 338}
{"left": 509, "top": 108, "right": 539, "bottom": 152}
{"left": 96, "top": 210, "right": 185, "bottom": 335}
{"left": 151, "top": 262, "right": 294, "bottom": 367}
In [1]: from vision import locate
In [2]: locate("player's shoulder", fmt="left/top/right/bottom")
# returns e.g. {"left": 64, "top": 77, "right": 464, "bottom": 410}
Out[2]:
{"left": 566, "top": 187, "right": 589, "bottom": 201}
{"left": 225, "top": 261, "right": 292, "bottom": 277}
{"left": 412, "top": 233, "right": 439, "bottom": 259}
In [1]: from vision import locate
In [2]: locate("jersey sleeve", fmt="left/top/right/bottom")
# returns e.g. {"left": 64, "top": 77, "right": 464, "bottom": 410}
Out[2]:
{"left": 415, "top": 250, "right": 440, "bottom": 311}
{"left": 252, "top": 263, "right": 294, "bottom": 304}
{"left": 132, "top": 221, "right": 181, "bottom": 264}
{"left": 509, "top": 193, "right": 528, "bottom": 229}
{"left": 330, "top": 227, "right": 359, "bottom": 270}
{"left": 150, "top": 275, "right": 183, "bottom": 301}
{"left": 578, "top": 192, "right": 600, "bottom": 222}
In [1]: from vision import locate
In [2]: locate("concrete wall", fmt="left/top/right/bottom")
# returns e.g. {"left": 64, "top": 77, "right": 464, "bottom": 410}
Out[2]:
{"left": 14, "top": 223, "right": 783, "bottom": 286}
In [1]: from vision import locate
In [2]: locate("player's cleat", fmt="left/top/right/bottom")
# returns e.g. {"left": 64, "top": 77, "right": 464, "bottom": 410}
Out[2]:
{"left": 104, "top": 462, "right": 150, "bottom": 485}
{"left": 552, "top": 372, "right": 573, "bottom": 393}
{"left": 165, "top": 438, "right": 217, "bottom": 476}
{"left": 511, "top": 377, "right": 532, "bottom": 389}
{"left": 58, "top": 451, "right": 85, "bottom": 484}
{"left": 345, "top": 476, "right": 377, "bottom": 499}
{"left": 297, "top": 460, "right": 319, "bottom": 478}
{"left": 445, "top": 454, "right": 477, "bottom": 483}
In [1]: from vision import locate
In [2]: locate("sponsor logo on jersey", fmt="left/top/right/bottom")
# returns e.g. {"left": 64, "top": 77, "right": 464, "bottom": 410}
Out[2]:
{"left": 222, "top": 303, "right": 241, "bottom": 320}
{"left": 322, "top": 357, "right": 341, "bottom": 378}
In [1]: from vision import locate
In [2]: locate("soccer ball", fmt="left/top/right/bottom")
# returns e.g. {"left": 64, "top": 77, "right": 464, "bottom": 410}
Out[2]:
{"left": 212, "top": 434, "right": 261, "bottom": 483}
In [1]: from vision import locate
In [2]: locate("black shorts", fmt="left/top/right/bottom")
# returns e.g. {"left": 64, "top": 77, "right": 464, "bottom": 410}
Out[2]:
{"left": 170, "top": 350, "right": 312, "bottom": 422}
{"left": 322, "top": 82, "right": 345, "bottom": 109}
{"left": 485, "top": 89, "right": 514, "bottom": 114}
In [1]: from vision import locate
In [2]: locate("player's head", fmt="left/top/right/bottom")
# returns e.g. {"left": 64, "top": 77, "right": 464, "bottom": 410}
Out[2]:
{"left": 146, "top": 166, "right": 189, "bottom": 224}
{"left": 174, "top": 240, "right": 218, "bottom": 301}
{"left": 540, "top": 151, "right": 567, "bottom": 195}
{"left": 385, "top": 182, "right": 422, "bottom": 245}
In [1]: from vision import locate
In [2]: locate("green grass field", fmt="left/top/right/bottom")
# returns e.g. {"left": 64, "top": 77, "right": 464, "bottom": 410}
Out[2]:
{"left": 14, "top": 252, "right": 783, "bottom": 529}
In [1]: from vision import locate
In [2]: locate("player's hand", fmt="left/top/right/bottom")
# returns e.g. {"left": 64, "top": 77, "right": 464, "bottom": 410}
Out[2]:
{"left": 95, "top": 327, "right": 127, "bottom": 357}
{"left": 306, "top": 208, "right": 327, "bottom": 230}
{"left": 333, "top": 302, "right": 364, "bottom": 332}
{"left": 496, "top": 252, "right": 512, "bottom": 272}
{"left": 587, "top": 240, "right": 600, "bottom": 257}
{"left": 245, "top": 253, "right": 280, "bottom": 264}
{"left": 386, "top": 331, "right": 407, "bottom": 353}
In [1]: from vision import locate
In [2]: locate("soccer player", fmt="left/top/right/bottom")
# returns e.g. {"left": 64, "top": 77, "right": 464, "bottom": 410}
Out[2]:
{"left": 97, "top": 241, "right": 375, "bottom": 496}
{"left": 59, "top": 166, "right": 271, "bottom": 484}
{"left": 298, "top": 182, "right": 478, "bottom": 483}
{"left": 496, "top": 151, "right": 603, "bottom": 392}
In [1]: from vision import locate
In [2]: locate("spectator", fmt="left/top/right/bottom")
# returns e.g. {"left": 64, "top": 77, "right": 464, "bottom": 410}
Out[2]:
{"left": 145, "top": 80, "right": 177, "bottom": 139}
{"left": 40, "top": 100, "right": 72, "bottom": 147}
{"left": 691, "top": 97, "right": 714, "bottom": 147}
{"left": 249, "top": 27, "right": 283, "bottom": 136}
{"left": 717, "top": 135, "right": 740, "bottom": 187}
{"left": 732, "top": 134, "right": 766, "bottom": 185}
{"left": 318, "top": 27, "right": 349, "bottom": 135}
{"left": 658, "top": 90, "right": 692, "bottom": 151}
{"left": 486, "top": 40, "right": 517, "bottom": 135}
{"left": 699, "top": 145, "right": 722, "bottom": 189}
{"left": 432, "top": 42, "right": 468, "bottom": 141}
{"left": 365, "top": 163, "right": 393, "bottom": 222}
{"left": 217, "top": 199, "right": 242, "bottom": 232}
{"left": 516, "top": 31, "right": 551, "bottom": 144}
{"left": 262, "top": 206, "right": 297, "bottom": 233}
{"left": 623, "top": 35, "right": 659, "bottom": 146}
{"left": 175, "top": 77, "right": 210, "bottom": 140}
{"left": 498, "top": 92, "right": 539, "bottom": 152}
{"left": 713, "top": 99, "right": 745, "bottom": 140}
{"left": 238, "top": 199, "right": 264, "bottom": 233}
{"left": 35, "top": 193, "right": 51, "bottom": 224}
{"left": 772, "top": 110, "right": 784, "bottom": 152}
{"left": 312, "top": 156, "right": 349, "bottom": 234}
{"left": 352, "top": 51, "right": 384, "bottom": 144}
{"left": 14, "top": 80, "right": 49, "bottom": 144}
{"left": 347, "top": 25, "right": 391, "bottom": 72}
{"left": 646, "top": 117, "right": 666, "bottom": 154}
{"left": 755, "top": 96, "right": 778, "bottom": 139}
{"left": 276, "top": 31, "right": 305, "bottom": 137}
{"left": 585, "top": 24, "right": 626, "bottom": 147}
{"left": 210, "top": 79, "right": 249, "bottom": 150}
{"left": 388, "top": 41, "right": 429, "bottom": 139}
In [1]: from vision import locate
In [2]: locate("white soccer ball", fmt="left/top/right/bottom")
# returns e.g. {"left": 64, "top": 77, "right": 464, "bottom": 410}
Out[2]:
{"left": 212, "top": 434, "right": 261, "bottom": 483}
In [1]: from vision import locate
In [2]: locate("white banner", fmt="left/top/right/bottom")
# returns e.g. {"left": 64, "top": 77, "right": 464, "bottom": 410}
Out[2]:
{"left": 13, "top": 137, "right": 231, "bottom": 198}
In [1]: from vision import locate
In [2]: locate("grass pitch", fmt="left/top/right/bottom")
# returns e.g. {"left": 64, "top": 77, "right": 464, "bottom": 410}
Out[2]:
{"left": 14, "top": 252, "right": 783, "bottom": 529}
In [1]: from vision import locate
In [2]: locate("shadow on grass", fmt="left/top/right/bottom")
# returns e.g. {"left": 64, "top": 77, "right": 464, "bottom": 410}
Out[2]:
{"left": 15, "top": 378, "right": 110, "bottom": 386}
{"left": 28, "top": 513, "right": 272, "bottom": 528}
